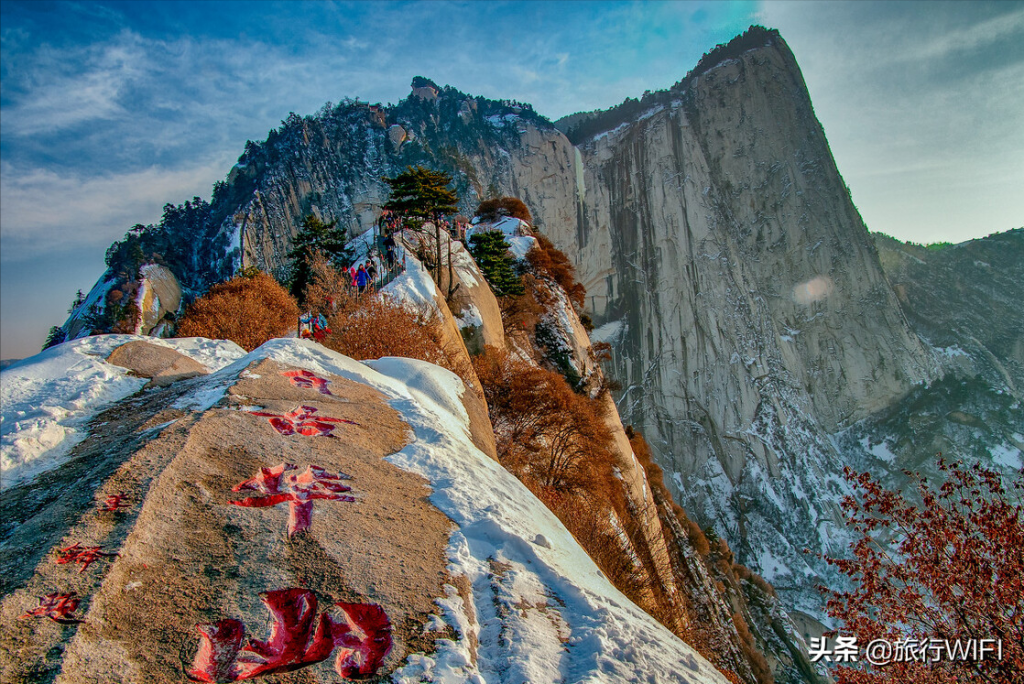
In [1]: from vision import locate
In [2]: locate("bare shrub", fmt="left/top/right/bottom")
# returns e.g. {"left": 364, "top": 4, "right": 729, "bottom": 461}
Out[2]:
{"left": 526, "top": 234, "right": 586, "bottom": 310}
{"left": 687, "top": 519, "right": 711, "bottom": 556}
{"left": 305, "top": 254, "right": 471, "bottom": 380}
{"left": 474, "top": 197, "right": 532, "bottom": 224}
{"left": 733, "top": 612, "right": 774, "bottom": 684}
{"left": 176, "top": 271, "right": 299, "bottom": 351}
{"left": 541, "top": 489, "right": 649, "bottom": 603}
{"left": 472, "top": 346, "right": 614, "bottom": 494}
{"left": 471, "top": 346, "right": 656, "bottom": 610}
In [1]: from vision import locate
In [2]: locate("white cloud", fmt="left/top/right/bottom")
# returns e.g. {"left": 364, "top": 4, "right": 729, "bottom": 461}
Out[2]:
{"left": 2, "top": 30, "right": 148, "bottom": 136}
{"left": 900, "top": 5, "right": 1024, "bottom": 62}
{"left": 0, "top": 155, "right": 233, "bottom": 260}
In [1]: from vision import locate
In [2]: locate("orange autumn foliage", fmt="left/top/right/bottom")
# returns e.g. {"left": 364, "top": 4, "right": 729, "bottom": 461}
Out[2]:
{"left": 526, "top": 234, "right": 586, "bottom": 311}
{"left": 471, "top": 346, "right": 614, "bottom": 494}
{"left": 176, "top": 271, "right": 299, "bottom": 351}
{"left": 302, "top": 254, "right": 468, "bottom": 377}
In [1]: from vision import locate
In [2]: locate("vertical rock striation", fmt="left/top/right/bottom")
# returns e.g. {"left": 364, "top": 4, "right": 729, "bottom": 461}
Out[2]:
{"left": 548, "top": 30, "right": 935, "bottom": 613}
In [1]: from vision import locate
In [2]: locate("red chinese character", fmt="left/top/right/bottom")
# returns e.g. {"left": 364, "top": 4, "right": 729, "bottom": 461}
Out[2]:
{"left": 282, "top": 370, "right": 332, "bottom": 395}
{"left": 99, "top": 492, "right": 129, "bottom": 512}
{"left": 247, "top": 406, "right": 357, "bottom": 437}
{"left": 333, "top": 602, "right": 394, "bottom": 678}
{"left": 56, "top": 542, "right": 119, "bottom": 573}
{"left": 186, "top": 589, "right": 392, "bottom": 682}
{"left": 19, "top": 592, "right": 84, "bottom": 624}
{"left": 230, "top": 463, "right": 354, "bottom": 537}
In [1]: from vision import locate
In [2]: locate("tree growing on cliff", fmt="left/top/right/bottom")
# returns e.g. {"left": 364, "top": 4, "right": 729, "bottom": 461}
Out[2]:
{"left": 383, "top": 166, "right": 459, "bottom": 291}
{"left": 42, "top": 326, "right": 66, "bottom": 351}
{"left": 823, "top": 461, "right": 1024, "bottom": 684}
{"left": 468, "top": 231, "right": 524, "bottom": 297}
{"left": 286, "top": 214, "right": 352, "bottom": 301}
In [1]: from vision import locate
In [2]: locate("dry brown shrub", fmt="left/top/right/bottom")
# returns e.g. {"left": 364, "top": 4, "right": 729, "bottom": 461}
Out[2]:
{"left": 717, "top": 669, "right": 744, "bottom": 684}
{"left": 176, "top": 271, "right": 299, "bottom": 351}
{"left": 540, "top": 488, "right": 650, "bottom": 606}
{"left": 471, "top": 345, "right": 657, "bottom": 611}
{"left": 526, "top": 234, "right": 586, "bottom": 310}
{"left": 686, "top": 519, "right": 711, "bottom": 556}
{"left": 472, "top": 345, "right": 615, "bottom": 494}
{"left": 303, "top": 254, "right": 471, "bottom": 380}
{"left": 733, "top": 612, "right": 774, "bottom": 684}
{"left": 474, "top": 197, "right": 532, "bottom": 224}
{"left": 497, "top": 279, "right": 544, "bottom": 338}
{"left": 749, "top": 572, "right": 776, "bottom": 598}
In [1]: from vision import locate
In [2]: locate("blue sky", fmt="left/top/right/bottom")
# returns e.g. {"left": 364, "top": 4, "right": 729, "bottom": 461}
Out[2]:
{"left": 2, "top": 1, "right": 1022, "bottom": 359}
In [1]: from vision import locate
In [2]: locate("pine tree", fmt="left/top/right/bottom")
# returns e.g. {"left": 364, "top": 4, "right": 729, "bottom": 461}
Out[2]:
{"left": 383, "top": 166, "right": 460, "bottom": 291}
{"left": 287, "top": 214, "right": 352, "bottom": 301}
{"left": 383, "top": 166, "right": 458, "bottom": 223}
{"left": 468, "top": 231, "right": 524, "bottom": 297}
{"left": 42, "top": 326, "right": 66, "bottom": 351}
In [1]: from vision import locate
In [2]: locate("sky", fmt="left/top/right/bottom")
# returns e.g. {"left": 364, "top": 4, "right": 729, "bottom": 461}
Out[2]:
{"left": 1, "top": 0, "right": 1022, "bottom": 360}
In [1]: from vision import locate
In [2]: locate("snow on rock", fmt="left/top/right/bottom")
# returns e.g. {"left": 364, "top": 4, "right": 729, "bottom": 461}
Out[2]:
{"left": 157, "top": 338, "right": 729, "bottom": 683}
{"left": 466, "top": 216, "right": 536, "bottom": 260}
{"left": 62, "top": 274, "right": 117, "bottom": 341}
{"left": 0, "top": 335, "right": 246, "bottom": 490}
{"left": 991, "top": 442, "right": 1023, "bottom": 470}
{"left": 455, "top": 303, "right": 484, "bottom": 330}
{"left": 590, "top": 319, "right": 625, "bottom": 345}
{"left": 382, "top": 246, "right": 442, "bottom": 313}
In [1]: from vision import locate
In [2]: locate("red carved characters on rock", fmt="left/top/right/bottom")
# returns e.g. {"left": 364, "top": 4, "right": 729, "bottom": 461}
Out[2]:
{"left": 333, "top": 602, "right": 394, "bottom": 678}
{"left": 19, "top": 592, "right": 85, "bottom": 624}
{"left": 55, "top": 542, "right": 119, "bottom": 573}
{"left": 99, "top": 492, "right": 129, "bottom": 512}
{"left": 187, "top": 589, "right": 392, "bottom": 683}
{"left": 282, "top": 369, "right": 333, "bottom": 395}
{"left": 247, "top": 405, "right": 356, "bottom": 437}
{"left": 230, "top": 463, "right": 354, "bottom": 537}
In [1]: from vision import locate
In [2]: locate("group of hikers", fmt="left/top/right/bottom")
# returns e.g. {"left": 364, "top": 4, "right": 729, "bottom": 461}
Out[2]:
{"left": 349, "top": 262, "right": 376, "bottom": 294}
{"left": 300, "top": 206, "right": 474, "bottom": 341}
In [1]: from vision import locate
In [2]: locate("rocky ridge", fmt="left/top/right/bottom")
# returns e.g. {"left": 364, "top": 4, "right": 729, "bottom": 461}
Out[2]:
{"left": 57, "top": 25, "right": 1019, "bottom": 638}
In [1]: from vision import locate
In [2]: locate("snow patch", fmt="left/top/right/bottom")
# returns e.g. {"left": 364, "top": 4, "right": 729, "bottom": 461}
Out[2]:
{"left": 591, "top": 320, "right": 625, "bottom": 344}
{"left": 1, "top": 335, "right": 245, "bottom": 490}
{"left": 455, "top": 303, "right": 483, "bottom": 330}
{"left": 990, "top": 442, "right": 1023, "bottom": 470}
{"left": 859, "top": 436, "right": 897, "bottom": 464}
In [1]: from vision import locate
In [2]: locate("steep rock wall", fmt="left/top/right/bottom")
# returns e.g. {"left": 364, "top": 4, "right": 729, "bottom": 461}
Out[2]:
{"left": 538, "top": 35, "right": 936, "bottom": 613}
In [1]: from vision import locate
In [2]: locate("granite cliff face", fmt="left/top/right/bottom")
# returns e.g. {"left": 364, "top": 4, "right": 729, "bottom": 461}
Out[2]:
{"left": 832, "top": 230, "right": 1024, "bottom": 505}
{"left": 551, "top": 30, "right": 939, "bottom": 615}
{"left": 65, "top": 28, "right": 996, "bottom": 625}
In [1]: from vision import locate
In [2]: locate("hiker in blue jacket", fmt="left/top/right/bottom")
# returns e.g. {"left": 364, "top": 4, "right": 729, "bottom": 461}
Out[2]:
{"left": 356, "top": 265, "right": 369, "bottom": 294}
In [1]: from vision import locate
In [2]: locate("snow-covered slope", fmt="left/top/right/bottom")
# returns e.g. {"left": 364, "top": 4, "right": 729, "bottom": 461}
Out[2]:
{"left": 0, "top": 336, "right": 245, "bottom": 491}
{"left": 1, "top": 336, "right": 729, "bottom": 683}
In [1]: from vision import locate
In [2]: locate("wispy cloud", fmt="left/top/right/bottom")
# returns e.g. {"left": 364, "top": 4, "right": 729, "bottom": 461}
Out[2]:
{"left": 900, "top": 5, "right": 1024, "bottom": 62}
{"left": 0, "top": 155, "right": 233, "bottom": 260}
